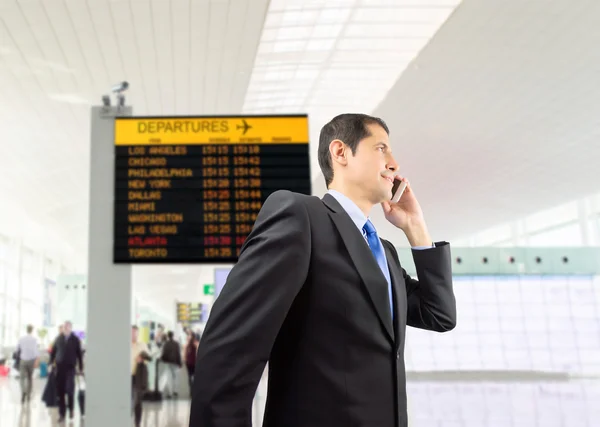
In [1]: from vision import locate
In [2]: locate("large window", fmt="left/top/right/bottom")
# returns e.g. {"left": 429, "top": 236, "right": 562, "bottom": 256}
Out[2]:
{"left": 524, "top": 201, "right": 578, "bottom": 233}
{"left": 0, "top": 237, "right": 8, "bottom": 261}
{"left": 471, "top": 222, "right": 511, "bottom": 246}
{"left": 4, "top": 295, "right": 19, "bottom": 346}
{"left": 405, "top": 275, "right": 600, "bottom": 374}
{"left": 528, "top": 222, "right": 583, "bottom": 247}
{"left": 0, "top": 236, "right": 68, "bottom": 348}
{"left": 0, "top": 259, "right": 6, "bottom": 297}
{"left": 455, "top": 191, "right": 600, "bottom": 247}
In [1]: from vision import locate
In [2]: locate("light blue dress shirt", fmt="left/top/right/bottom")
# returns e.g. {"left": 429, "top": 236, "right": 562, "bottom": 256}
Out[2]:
{"left": 327, "top": 190, "right": 434, "bottom": 316}
{"left": 327, "top": 190, "right": 434, "bottom": 251}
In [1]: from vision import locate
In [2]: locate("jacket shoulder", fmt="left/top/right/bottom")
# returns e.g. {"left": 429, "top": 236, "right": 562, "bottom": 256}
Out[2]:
{"left": 264, "top": 189, "right": 322, "bottom": 211}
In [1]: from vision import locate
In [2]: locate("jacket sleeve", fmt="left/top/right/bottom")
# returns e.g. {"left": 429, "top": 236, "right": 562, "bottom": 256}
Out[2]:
{"left": 49, "top": 339, "right": 57, "bottom": 365}
{"left": 189, "top": 190, "right": 311, "bottom": 427}
{"left": 76, "top": 338, "right": 84, "bottom": 372}
{"left": 387, "top": 241, "right": 457, "bottom": 332}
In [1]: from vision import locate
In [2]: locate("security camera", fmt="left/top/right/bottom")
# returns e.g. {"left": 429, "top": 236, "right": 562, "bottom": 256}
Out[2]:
{"left": 112, "top": 81, "right": 129, "bottom": 94}
{"left": 101, "top": 94, "right": 111, "bottom": 107}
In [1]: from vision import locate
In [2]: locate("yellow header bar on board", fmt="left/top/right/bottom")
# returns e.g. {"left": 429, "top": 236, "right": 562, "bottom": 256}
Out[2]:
{"left": 114, "top": 116, "right": 309, "bottom": 146}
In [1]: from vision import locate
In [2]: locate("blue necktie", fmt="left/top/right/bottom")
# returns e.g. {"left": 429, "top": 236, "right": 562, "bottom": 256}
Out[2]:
{"left": 363, "top": 220, "right": 394, "bottom": 319}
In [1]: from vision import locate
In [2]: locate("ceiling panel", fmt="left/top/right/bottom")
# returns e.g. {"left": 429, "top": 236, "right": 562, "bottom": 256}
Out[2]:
{"left": 0, "top": 0, "right": 270, "bottom": 271}
{"left": 242, "top": 0, "right": 462, "bottom": 180}
{"left": 363, "top": 0, "right": 600, "bottom": 245}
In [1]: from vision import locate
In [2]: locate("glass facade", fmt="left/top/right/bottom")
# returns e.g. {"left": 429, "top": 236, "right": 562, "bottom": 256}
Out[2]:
{"left": 0, "top": 235, "right": 69, "bottom": 348}
{"left": 454, "top": 192, "right": 600, "bottom": 247}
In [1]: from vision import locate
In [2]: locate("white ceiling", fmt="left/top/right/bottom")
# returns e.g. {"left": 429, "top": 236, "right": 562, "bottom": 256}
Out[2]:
{"left": 2, "top": 0, "right": 600, "bottom": 316}
{"left": 243, "top": 0, "right": 460, "bottom": 181}
{"left": 365, "top": 0, "right": 600, "bottom": 245}
{"left": 0, "top": 0, "right": 271, "bottom": 265}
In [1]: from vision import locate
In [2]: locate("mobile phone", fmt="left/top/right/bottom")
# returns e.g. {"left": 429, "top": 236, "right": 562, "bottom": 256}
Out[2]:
{"left": 391, "top": 180, "right": 407, "bottom": 203}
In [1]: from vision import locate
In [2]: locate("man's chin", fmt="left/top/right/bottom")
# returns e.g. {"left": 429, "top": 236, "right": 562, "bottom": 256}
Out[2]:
{"left": 373, "top": 190, "right": 391, "bottom": 204}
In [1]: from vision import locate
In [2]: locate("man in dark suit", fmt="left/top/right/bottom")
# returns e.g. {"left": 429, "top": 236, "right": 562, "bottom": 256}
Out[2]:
{"left": 50, "top": 321, "right": 83, "bottom": 423}
{"left": 189, "top": 113, "right": 456, "bottom": 427}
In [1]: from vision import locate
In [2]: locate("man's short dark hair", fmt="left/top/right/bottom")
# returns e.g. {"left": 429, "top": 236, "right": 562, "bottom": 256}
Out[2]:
{"left": 318, "top": 113, "right": 389, "bottom": 187}
{"left": 132, "top": 325, "right": 138, "bottom": 330}
{"left": 26, "top": 325, "right": 33, "bottom": 334}
{"left": 167, "top": 331, "right": 174, "bottom": 340}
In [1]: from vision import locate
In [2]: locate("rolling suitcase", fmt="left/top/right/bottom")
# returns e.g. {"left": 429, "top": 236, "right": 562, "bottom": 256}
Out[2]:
{"left": 76, "top": 375, "right": 85, "bottom": 415}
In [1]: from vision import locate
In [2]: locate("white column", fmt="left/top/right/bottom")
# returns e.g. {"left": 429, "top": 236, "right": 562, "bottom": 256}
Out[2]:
{"left": 518, "top": 219, "right": 530, "bottom": 246}
{"left": 577, "top": 199, "right": 591, "bottom": 246}
{"left": 86, "top": 105, "right": 133, "bottom": 427}
{"left": 15, "top": 239, "right": 24, "bottom": 338}
{"left": 0, "top": 237, "right": 8, "bottom": 345}
{"left": 591, "top": 195, "right": 600, "bottom": 246}
{"left": 510, "top": 221, "right": 520, "bottom": 246}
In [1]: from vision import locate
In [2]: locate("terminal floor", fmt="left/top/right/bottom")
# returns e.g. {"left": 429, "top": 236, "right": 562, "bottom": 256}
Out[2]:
{"left": 0, "top": 377, "right": 191, "bottom": 427}
{"left": 1, "top": 375, "right": 599, "bottom": 426}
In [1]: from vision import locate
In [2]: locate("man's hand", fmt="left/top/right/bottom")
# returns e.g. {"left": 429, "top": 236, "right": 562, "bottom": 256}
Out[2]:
{"left": 381, "top": 176, "right": 432, "bottom": 246}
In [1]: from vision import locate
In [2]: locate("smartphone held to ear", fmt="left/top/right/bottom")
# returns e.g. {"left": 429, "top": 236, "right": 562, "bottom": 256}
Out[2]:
{"left": 391, "top": 180, "right": 407, "bottom": 203}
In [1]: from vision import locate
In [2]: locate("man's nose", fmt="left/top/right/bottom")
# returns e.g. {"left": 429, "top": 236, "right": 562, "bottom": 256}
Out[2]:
{"left": 387, "top": 155, "right": 398, "bottom": 172}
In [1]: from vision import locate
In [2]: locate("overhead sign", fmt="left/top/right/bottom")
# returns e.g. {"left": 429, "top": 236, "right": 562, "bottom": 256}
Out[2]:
{"left": 176, "top": 302, "right": 204, "bottom": 324}
{"left": 114, "top": 116, "right": 309, "bottom": 145}
{"left": 113, "top": 115, "right": 311, "bottom": 263}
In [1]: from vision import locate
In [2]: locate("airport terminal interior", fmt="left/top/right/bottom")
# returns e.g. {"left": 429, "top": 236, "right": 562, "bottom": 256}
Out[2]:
{"left": 1, "top": 0, "right": 600, "bottom": 426}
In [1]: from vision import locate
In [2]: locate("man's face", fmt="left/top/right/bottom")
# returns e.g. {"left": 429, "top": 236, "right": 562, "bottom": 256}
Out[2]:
{"left": 132, "top": 327, "right": 138, "bottom": 342}
{"left": 63, "top": 322, "right": 72, "bottom": 335}
{"left": 345, "top": 123, "right": 398, "bottom": 204}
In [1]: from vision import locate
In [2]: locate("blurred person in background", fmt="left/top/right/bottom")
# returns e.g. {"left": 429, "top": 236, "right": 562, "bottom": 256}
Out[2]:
{"left": 132, "top": 350, "right": 151, "bottom": 427}
{"left": 131, "top": 325, "right": 149, "bottom": 383}
{"left": 183, "top": 329, "right": 199, "bottom": 396}
{"left": 131, "top": 326, "right": 149, "bottom": 426}
{"left": 17, "top": 324, "right": 39, "bottom": 404}
{"left": 48, "top": 324, "right": 64, "bottom": 353}
{"left": 154, "top": 325, "right": 166, "bottom": 349}
{"left": 160, "top": 331, "right": 182, "bottom": 399}
{"left": 50, "top": 321, "right": 83, "bottom": 423}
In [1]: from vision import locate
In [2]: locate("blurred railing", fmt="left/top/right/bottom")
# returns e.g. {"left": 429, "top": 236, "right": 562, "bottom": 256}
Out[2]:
{"left": 396, "top": 247, "right": 600, "bottom": 276}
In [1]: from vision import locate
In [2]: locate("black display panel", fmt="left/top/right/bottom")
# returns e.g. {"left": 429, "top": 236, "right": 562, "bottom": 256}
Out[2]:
{"left": 176, "top": 302, "right": 205, "bottom": 324}
{"left": 113, "top": 115, "right": 311, "bottom": 263}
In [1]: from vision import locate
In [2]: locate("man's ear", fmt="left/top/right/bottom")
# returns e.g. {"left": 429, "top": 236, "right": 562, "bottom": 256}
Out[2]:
{"left": 329, "top": 139, "right": 347, "bottom": 166}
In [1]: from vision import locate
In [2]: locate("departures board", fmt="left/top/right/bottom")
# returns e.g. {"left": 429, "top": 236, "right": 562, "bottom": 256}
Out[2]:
{"left": 113, "top": 115, "right": 311, "bottom": 263}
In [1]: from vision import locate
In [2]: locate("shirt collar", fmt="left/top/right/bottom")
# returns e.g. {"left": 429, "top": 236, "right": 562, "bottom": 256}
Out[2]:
{"left": 327, "top": 189, "right": 369, "bottom": 232}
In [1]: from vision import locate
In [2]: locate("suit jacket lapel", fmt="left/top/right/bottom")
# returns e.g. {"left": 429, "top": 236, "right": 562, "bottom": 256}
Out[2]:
{"left": 322, "top": 194, "right": 394, "bottom": 342}
{"left": 384, "top": 243, "right": 407, "bottom": 350}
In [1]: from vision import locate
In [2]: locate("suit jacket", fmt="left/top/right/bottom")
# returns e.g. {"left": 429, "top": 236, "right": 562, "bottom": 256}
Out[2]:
{"left": 190, "top": 190, "right": 456, "bottom": 427}
{"left": 50, "top": 334, "right": 83, "bottom": 371}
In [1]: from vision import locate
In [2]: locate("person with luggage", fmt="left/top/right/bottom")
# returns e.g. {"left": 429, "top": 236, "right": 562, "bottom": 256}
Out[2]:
{"left": 49, "top": 321, "right": 83, "bottom": 423}
{"left": 132, "top": 351, "right": 151, "bottom": 427}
